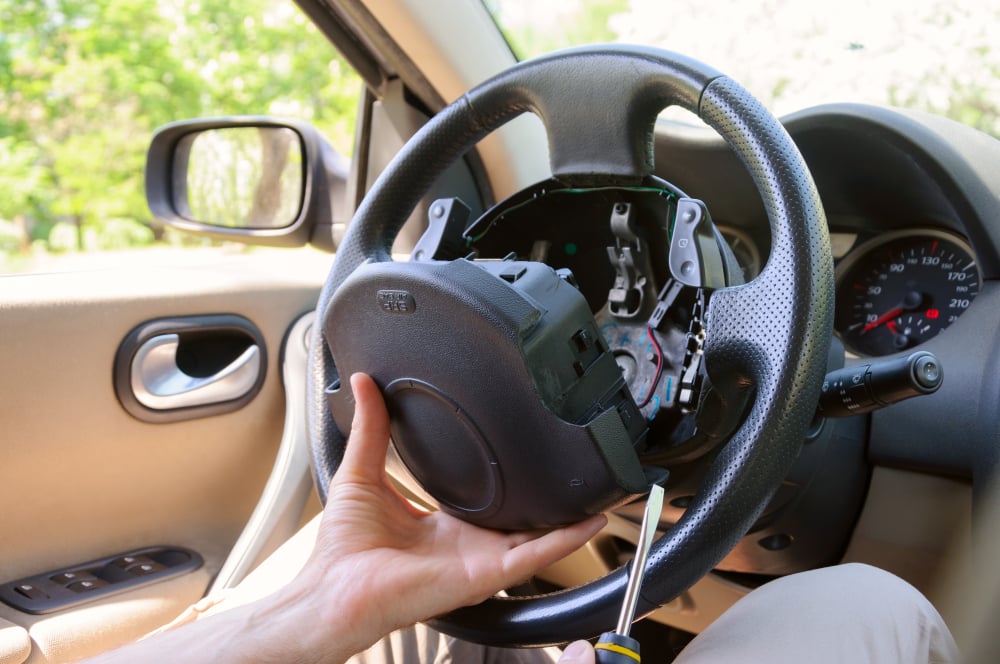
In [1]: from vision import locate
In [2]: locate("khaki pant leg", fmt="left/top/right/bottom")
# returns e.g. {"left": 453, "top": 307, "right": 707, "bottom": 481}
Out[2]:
{"left": 674, "top": 563, "right": 958, "bottom": 664}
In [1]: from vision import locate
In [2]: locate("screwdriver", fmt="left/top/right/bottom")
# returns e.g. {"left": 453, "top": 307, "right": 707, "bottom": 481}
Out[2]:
{"left": 594, "top": 484, "right": 665, "bottom": 663}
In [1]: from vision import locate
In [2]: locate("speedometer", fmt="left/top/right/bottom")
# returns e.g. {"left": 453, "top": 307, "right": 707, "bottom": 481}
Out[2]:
{"left": 835, "top": 230, "right": 980, "bottom": 357}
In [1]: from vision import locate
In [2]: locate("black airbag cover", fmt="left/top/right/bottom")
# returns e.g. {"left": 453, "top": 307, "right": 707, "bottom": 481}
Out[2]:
{"left": 323, "top": 258, "right": 649, "bottom": 529}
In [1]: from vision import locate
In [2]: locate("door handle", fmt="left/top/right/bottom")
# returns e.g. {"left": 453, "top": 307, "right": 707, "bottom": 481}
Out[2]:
{"left": 131, "top": 333, "right": 262, "bottom": 410}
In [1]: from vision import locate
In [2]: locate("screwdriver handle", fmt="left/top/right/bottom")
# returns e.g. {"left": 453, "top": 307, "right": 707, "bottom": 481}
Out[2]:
{"left": 595, "top": 631, "right": 641, "bottom": 663}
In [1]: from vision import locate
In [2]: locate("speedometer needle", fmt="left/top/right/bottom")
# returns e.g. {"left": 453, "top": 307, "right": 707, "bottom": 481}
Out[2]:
{"left": 858, "top": 290, "right": 925, "bottom": 335}
{"left": 861, "top": 307, "right": 903, "bottom": 334}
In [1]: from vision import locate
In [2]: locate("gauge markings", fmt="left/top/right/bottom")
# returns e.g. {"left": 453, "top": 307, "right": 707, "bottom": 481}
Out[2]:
{"left": 835, "top": 233, "right": 980, "bottom": 356}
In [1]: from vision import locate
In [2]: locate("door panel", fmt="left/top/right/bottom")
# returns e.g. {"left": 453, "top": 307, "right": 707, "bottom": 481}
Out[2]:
{"left": 0, "top": 250, "right": 328, "bottom": 661}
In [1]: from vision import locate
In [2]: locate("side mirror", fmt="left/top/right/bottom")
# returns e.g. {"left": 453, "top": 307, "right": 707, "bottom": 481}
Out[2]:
{"left": 145, "top": 117, "right": 347, "bottom": 251}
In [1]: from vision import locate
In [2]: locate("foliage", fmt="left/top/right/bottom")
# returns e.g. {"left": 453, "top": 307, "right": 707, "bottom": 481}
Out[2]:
{"left": 0, "top": 219, "right": 22, "bottom": 253}
{"left": 0, "top": 0, "right": 360, "bottom": 268}
{"left": 7, "top": 0, "right": 999, "bottom": 271}
{"left": 185, "top": 126, "right": 304, "bottom": 229}
{"left": 489, "top": 0, "right": 1000, "bottom": 137}
{"left": 486, "top": 0, "right": 628, "bottom": 58}
{"left": 0, "top": 137, "right": 52, "bottom": 261}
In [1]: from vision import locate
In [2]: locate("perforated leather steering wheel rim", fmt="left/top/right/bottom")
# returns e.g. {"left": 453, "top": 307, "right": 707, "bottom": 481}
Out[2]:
{"left": 307, "top": 45, "right": 834, "bottom": 646}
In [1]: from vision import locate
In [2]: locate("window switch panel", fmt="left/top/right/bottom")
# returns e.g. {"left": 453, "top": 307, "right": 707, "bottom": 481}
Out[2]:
{"left": 0, "top": 546, "right": 203, "bottom": 614}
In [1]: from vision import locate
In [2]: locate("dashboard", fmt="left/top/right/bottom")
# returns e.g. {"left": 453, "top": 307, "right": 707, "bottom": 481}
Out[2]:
{"left": 651, "top": 103, "right": 1000, "bottom": 483}
{"left": 465, "top": 102, "right": 999, "bottom": 581}
{"left": 718, "top": 224, "right": 981, "bottom": 358}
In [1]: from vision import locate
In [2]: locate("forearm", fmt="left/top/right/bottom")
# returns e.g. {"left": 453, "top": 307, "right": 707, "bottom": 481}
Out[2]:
{"left": 77, "top": 582, "right": 368, "bottom": 664}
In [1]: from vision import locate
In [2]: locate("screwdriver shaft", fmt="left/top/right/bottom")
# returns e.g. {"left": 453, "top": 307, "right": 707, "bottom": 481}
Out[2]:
{"left": 615, "top": 484, "right": 664, "bottom": 635}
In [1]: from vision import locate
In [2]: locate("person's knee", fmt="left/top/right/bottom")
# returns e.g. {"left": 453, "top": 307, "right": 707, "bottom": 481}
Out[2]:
{"left": 675, "top": 563, "right": 958, "bottom": 664}
{"left": 822, "top": 563, "right": 934, "bottom": 613}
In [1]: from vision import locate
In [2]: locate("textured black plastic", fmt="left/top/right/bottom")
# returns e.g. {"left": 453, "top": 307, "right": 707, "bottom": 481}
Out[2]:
{"left": 323, "top": 259, "right": 649, "bottom": 529}
{"left": 621, "top": 77, "right": 834, "bottom": 611}
{"left": 307, "top": 46, "right": 832, "bottom": 646}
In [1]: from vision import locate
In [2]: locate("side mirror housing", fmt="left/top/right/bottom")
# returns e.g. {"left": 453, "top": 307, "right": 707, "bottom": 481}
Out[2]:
{"left": 145, "top": 116, "right": 347, "bottom": 251}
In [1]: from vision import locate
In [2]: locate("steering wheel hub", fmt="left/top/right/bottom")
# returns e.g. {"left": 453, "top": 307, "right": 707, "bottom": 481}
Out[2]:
{"left": 325, "top": 256, "right": 651, "bottom": 529}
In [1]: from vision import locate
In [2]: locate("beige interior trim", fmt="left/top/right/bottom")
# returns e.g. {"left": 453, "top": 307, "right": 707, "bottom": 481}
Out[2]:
{"left": 0, "top": 617, "right": 30, "bottom": 664}
{"left": 841, "top": 466, "right": 971, "bottom": 603}
{"left": 935, "top": 472, "right": 1000, "bottom": 661}
{"left": 0, "top": 252, "right": 326, "bottom": 584}
{"left": 363, "top": 0, "right": 511, "bottom": 105}
{"left": 362, "top": 0, "right": 550, "bottom": 199}
{"left": 535, "top": 513, "right": 750, "bottom": 635}
{"left": 208, "top": 312, "right": 317, "bottom": 593}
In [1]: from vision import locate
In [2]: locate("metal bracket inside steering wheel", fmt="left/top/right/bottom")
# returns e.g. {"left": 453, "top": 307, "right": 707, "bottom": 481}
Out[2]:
{"left": 307, "top": 45, "right": 833, "bottom": 646}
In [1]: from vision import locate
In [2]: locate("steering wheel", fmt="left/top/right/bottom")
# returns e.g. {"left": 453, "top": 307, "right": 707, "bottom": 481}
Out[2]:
{"left": 308, "top": 45, "right": 833, "bottom": 646}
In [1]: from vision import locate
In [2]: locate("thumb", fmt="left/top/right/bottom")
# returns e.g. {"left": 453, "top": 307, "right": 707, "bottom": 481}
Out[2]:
{"left": 559, "top": 640, "right": 595, "bottom": 663}
{"left": 337, "top": 372, "right": 391, "bottom": 480}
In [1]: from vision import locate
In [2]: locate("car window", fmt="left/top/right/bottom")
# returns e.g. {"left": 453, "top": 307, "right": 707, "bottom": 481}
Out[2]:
{"left": 485, "top": 0, "right": 1000, "bottom": 138}
{"left": 0, "top": 0, "right": 361, "bottom": 274}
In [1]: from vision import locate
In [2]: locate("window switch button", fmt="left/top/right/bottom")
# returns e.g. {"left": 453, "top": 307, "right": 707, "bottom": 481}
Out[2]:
{"left": 67, "top": 579, "right": 109, "bottom": 593}
{"left": 127, "top": 562, "right": 166, "bottom": 576}
{"left": 110, "top": 555, "right": 152, "bottom": 569}
{"left": 51, "top": 571, "right": 93, "bottom": 585}
{"left": 14, "top": 583, "right": 48, "bottom": 601}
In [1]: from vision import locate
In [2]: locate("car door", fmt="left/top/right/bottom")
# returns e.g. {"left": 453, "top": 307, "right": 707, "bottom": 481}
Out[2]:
{"left": 0, "top": 250, "right": 329, "bottom": 661}
{"left": 0, "top": 2, "right": 360, "bottom": 661}
{"left": 0, "top": 0, "right": 514, "bottom": 659}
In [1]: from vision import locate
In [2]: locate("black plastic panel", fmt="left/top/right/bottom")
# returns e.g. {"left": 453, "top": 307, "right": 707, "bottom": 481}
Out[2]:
{"left": 0, "top": 546, "right": 203, "bottom": 614}
{"left": 616, "top": 414, "right": 869, "bottom": 575}
{"left": 324, "top": 258, "right": 652, "bottom": 530}
{"left": 652, "top": 104, "right": 1000, "bottom": 486}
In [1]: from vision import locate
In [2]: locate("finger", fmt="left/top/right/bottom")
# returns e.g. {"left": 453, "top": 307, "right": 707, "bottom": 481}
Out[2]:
{"left": 558, "top": 641, "right": 595, "bottom": 663}
{"left": 500, "top": 514, "right": 607, "bottom": 584}
{"left": 338, "top": 372, "right": 392, "bottom": 479}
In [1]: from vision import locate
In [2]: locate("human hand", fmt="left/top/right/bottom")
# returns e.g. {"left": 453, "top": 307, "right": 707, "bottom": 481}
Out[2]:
{"left": 277, "top": 372, "right": 607, "bottom": 660}
{"left": 78, "top": 373, "right": 604, "bottom": 664}
{"left": 558, "top": 640, "right": 596, "bottom": 662}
